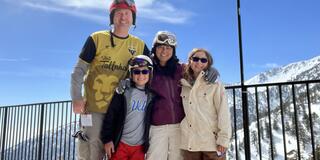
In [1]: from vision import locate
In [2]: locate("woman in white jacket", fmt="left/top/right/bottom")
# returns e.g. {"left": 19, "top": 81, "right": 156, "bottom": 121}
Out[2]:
{"left": 180, "top": 48, "right": 231, "bottom": 160}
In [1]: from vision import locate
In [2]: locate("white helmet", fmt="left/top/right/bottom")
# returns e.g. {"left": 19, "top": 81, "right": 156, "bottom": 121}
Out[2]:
{"left": 128, "top": 55, "right": 153, "bottom": 72}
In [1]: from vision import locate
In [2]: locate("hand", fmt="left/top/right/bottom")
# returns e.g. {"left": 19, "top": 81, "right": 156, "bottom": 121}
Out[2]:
{"left": 72, "top": 99, "right": 86, "bottom": 114}
{"left": 105, "top": 141, "right": 115, "bottom": 159}
{"left": 204, "top": 67, "right": 220, "bottom": 83}
{"left": 116, "top": 79, "right": 131, "bottom": 94}
{"left": 217, "top": 145, "right": 227, "bottom": 153}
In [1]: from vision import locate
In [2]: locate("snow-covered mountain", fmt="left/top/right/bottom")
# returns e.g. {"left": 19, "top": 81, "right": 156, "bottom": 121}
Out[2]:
{"left": 246, "top": 55, "right": 320, "bottom": 84}
{"left": 226, "top": 55, "right": 320, "bottom": 160}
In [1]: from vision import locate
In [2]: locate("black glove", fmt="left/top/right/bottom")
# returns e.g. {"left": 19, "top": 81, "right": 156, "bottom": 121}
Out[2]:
{"left": 116, "top": 79, "right": 131, "bottom": 94}
{"left": 72, "top": 130, "right": 89, "bottom": 141}
{"left": 204, "top": 67, "right": 220, "bottom": 83}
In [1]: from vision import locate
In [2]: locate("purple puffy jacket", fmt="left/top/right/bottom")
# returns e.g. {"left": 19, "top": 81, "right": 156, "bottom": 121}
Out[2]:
{"left": 150, "top": 64, "right": 185, "bottom": 125}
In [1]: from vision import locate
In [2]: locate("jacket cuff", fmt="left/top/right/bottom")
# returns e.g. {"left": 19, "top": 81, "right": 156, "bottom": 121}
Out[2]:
{"left": 216, "top": 136, "right": 230, "bottom": 148}
{"left": 101, "top": 137, "right": 112, "bottom": 144}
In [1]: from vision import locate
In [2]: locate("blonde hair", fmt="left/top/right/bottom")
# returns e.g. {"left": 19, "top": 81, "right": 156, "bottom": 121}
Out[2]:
{"left": 183, "top": 48, "right": 213, "bottom": 83}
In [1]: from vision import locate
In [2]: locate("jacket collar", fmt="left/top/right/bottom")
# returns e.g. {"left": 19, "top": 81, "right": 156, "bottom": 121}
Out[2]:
{"left": 181, "top": 71, "right": 205, "bottom": 88}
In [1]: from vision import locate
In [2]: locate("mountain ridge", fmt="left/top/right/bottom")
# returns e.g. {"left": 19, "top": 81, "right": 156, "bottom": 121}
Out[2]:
{"left": 245, "top": 55, "right": 320, "bottom": 84}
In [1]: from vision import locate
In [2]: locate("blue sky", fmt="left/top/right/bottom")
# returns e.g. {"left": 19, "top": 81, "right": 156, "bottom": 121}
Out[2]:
{"left": 0, "top": 0, "right": 319, "bottom": 106}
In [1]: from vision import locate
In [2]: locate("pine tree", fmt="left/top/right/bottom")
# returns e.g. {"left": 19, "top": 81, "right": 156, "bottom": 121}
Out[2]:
{"left": 273, "top": 115, "right": 280, "bottom": 131}
{"left": 299, "top": 112, "right": 312, "bottom": 150}
{"left": 251, "top": 130, "right": 259, "bottom": 152}
{"left": 265, "top": 120, "right": 270, "bottom": 139}
{"left": 285, "top": 121, "right": 291, "bottom": 135}
{"left": 273, "top": 145, "right": 279, "bottom": 159}
{"left": 287, "top": 112, "right": 296, "bottom": 136}
{"left": 260, "top": 120, "right": 265, "bottom": 139}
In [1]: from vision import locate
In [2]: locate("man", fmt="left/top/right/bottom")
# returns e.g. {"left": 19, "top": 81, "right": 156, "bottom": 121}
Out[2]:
{"left": 70, "top": 0, "right": 149, "bottom": 159}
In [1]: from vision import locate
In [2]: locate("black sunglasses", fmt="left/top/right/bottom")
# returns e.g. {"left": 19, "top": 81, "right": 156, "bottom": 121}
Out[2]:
{"left": 132, "top": 69, "right": 150, "bottom": 75}
{"left": 192, "top": 57, "right": 208, "bottom": 63}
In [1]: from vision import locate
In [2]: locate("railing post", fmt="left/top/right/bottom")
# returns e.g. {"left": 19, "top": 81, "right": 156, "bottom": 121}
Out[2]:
{"left": 306, "top": 83, "right": 316, "bottom": 159}
{"left": 254, "top": 87, "right": 262, "bottom": 160}
{"left": 37, "top": 104, "right": 45, "bottom": 160}
{"left": 1, "top": 107, "right": 8, "bottom": 160}
{"left": 291, "top": 85, "right": 301, "bottom": 159}
{"left": 232, "top": 89, "right": 239, "bottom": 159}
{"left": 266, "top": 87, "right": 274, "bottom": 159}
{"left": 236, "top": 0, "right": 251, "bottom": 159}
{"left": 279, "top": 85, "right": 288, "bottom": 159}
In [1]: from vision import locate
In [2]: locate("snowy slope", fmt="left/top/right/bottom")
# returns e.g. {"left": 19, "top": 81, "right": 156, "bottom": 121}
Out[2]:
{"left": 227, "top": 55, "right": 320, "bottom": 160}
{"left": 246, "top": 55, "right": 320, "bottom": 84}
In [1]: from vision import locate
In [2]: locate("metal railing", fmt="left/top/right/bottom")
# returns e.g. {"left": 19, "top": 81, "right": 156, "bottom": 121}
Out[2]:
{"left": 226, "top": 80, "right": 320, "bottom": 160}
{"left": 1, "top": 80, "right": 320, "bottom": 160}
{"left": 0, "top": 101, "right": 79, "bottom": 160}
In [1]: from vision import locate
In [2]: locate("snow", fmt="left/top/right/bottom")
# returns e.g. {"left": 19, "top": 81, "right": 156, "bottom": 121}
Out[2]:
{"left": 246, "top": 55, "right": 320, "bottom": 85}
{"left": 227, "top": 55, "right": 320, "bottom": 159}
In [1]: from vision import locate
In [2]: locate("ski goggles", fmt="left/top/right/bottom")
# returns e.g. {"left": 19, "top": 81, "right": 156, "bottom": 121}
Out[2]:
{"left": 114, "top": 0, "right": 135, "bottom": 6}
{"left": 132, "top": 69, "right": 150, "bottom": 75}
{"left": 155, "top": 33, "right": 177, "bottom": 46}
{"left": 191, "top": 57, "right": 208, "bottom": 63}
{"left": 129, "top": 58, "right": 150, "bottom": 67}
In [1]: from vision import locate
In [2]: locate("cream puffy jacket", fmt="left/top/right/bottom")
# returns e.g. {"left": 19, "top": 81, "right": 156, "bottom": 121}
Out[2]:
{"left": 180, "top": 71, "right": 231, "bottom": 151}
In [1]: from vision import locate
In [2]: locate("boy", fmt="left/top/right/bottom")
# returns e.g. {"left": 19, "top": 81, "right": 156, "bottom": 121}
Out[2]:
{"left": 101, "top": 55, "right": 154, "bottom": 160}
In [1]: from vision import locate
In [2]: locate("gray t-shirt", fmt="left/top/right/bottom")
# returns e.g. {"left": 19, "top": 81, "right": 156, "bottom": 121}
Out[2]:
{"left": 121, "top": 88, "right": 147, "bottom": 146}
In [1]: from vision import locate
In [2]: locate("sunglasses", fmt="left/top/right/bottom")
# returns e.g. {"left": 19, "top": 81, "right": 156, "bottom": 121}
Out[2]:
{"left": 156, "top": 33, "right": 177, "bottom": 46}
{"left": 191, "top": 57, "right": 208, "bottom": 63}
{"left": 132, "top": 69, "right": 150, "bottom": 75}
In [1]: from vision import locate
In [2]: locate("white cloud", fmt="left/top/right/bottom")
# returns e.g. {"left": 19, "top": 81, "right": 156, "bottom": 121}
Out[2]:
{"left": 22, "top": 2, "right": 106, "bottom": 24}
{"left": 251, "top": 63, "right": 281, "bottom": 69}
{"left": 10, "top": 0, "right": 192, "bottom": 24}
{"left": 140, "top": 2, "right": 192, "bottom": 24}
{"left": 55, "top": 0, "right": 106, "bottom": 10}
{"left": 264, "top": 63, "right": 280, "bottom": 68}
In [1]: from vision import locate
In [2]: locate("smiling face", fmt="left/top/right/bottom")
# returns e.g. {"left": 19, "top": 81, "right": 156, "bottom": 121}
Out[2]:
{"left": 190, "top": 51, "right": 209, "bottom": 76}
{"left": 113, "top": 8, "right": 133, "bottom": 30}
{"left": 131, "top": 66, "right": 150, "bottom": 88}
{"left": 155, "top": 45, "right": 173, "bottom": 66}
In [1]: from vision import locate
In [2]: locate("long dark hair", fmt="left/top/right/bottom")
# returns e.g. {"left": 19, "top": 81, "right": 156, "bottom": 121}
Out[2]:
{"left": 151, "top": 43, "right": 179, "bottom": 78}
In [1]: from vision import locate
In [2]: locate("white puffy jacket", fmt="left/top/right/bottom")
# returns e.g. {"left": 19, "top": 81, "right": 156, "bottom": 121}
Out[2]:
{"left": 180, "top": 71, "right": 231, "bottom": 151}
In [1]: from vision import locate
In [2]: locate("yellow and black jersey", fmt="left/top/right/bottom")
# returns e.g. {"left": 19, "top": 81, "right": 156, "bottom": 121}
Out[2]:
{"left": 79, "top": 30, "right": 149, "bottom": 113}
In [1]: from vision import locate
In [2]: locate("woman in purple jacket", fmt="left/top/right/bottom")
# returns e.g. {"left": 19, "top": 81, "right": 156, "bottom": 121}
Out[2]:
{"left": 146, "top": 31, "right": 184, "bottom": 160}
{"left": 146, "top": 31, "right": 219, "bottom": 160}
